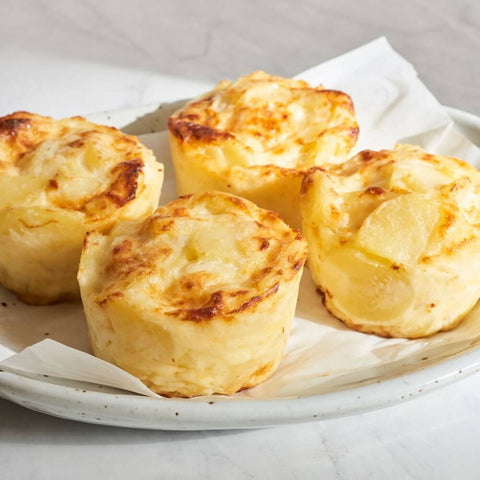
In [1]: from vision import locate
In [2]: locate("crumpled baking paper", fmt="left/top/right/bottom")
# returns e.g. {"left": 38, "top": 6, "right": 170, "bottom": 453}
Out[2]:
{"left": 2, "top": 37, "right": 480, "bottom": 400}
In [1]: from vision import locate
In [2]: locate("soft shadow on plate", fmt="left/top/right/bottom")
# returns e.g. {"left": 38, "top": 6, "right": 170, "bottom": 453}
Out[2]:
{"left": 0, "top": 286, "right": 90, "bottom": 354}
{"left": 120, "top": 99, "right": 188, "bottom": 135}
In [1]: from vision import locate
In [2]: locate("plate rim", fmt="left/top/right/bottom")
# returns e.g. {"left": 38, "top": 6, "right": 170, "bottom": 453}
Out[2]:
{"left": 1, "top": 105, "right": 480, "bottom": 430}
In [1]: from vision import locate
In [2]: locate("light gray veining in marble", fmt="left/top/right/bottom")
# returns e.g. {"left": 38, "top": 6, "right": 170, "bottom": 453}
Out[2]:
{"left": 1, "top": 1, "right": 480, "bottom": 479}
{"left": 1, "top": 0, "right": 479, "bottom": 117}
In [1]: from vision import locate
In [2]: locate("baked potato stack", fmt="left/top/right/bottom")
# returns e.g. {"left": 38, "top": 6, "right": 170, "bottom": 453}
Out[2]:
{"left": 0, "top": 112, "right": 163, "bottom": 304}
{"left": 300, "top": 145, "right": 480, "bottom": 338}
{"left": 168, "top": 71, "right": 359, "bottom": 230}
{"left": 78, "top": 192, "right": 307, "bottom": 396}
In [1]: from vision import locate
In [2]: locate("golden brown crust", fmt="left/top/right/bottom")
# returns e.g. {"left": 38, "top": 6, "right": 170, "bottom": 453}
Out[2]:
{"left": 167, "top": 118, "right": 234, "bottom": 143}
{"left": 92, "top": 191, "right": 307, "bottom": 320}
{"left": 168, "top": 72, "right": 358, "bottom": 169}
{"left": 0, "top": 112, "right": 159, "bottom": 223}
{"left": 0, "top": 114, "right": 32, "bottom": 138}
{"left": 167, "top": 71, "right": 358, "bottom": 229}
{"left": 0, "top": 111, "right": 164, "bottom": 304}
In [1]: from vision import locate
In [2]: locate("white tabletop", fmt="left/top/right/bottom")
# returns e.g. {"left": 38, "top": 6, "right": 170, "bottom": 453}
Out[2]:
{"left": 1, "top": 1, "right": 480, "bottom": 478}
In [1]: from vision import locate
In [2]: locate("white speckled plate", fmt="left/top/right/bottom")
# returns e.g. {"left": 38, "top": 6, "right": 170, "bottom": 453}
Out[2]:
{"left": 1, "top": 106, "right": 480, "bottom": 430}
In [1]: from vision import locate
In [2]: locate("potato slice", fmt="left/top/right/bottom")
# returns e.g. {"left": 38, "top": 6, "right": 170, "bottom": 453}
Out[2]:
{"left": 0, "top": 207, "right": 87, "bottom": 304}
{"left": 357, "top": 193, "right": 440, "bottom": 267}
{"left": 322, "top": 247, "right": 413, "bottom": 322}
{"left": 0, "top": 176, "right": 48, "bottom": 208}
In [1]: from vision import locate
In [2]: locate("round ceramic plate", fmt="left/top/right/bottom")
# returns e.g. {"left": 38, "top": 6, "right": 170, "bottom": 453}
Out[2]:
{"left": 1, "top": 106, "right": 480, "bottom": 431}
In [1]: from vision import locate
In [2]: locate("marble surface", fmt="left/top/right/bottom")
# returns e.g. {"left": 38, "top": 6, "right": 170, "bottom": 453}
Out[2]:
{"left": 1, "top": 0, "right": 480, "bottom": 478}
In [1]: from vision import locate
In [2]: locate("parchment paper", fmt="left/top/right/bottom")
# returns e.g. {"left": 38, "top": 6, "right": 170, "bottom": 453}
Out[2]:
{"left": 2, "top": 37, "right": 480, "bottom": 400}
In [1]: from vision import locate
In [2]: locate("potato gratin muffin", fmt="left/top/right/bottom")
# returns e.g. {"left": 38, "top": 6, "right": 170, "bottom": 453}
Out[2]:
{"left": 168, "top": 71, "right": 358, "bottom": 229}
{"left": 301, "top": 144, "right": 480, "bottom": 338}
{"left": 78, "top": 191, "right": 307, "bottom": 397}
{"left": 0, "top": 112, "right": 163, "bottom": 304}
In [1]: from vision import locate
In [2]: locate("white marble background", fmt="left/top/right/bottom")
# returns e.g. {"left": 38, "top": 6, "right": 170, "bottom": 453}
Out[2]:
{"left": 2, "top": 0, "right": 479, "bottom": 118}
{"left": 1, "top": 0, "right": 480, "bottom": 478}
